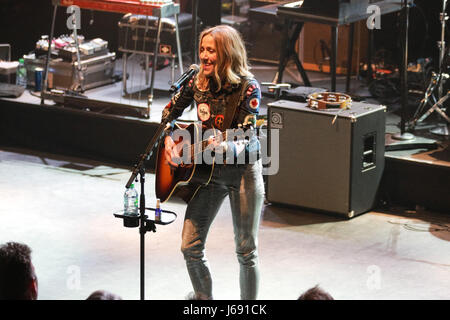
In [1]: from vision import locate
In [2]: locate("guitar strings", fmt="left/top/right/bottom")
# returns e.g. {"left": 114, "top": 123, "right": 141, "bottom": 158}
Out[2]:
{"left": 170, "top": 122, "right": 254, "bottom": 161}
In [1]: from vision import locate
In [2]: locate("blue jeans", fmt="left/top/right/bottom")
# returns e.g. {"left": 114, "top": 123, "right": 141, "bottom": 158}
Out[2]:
{"left": 181, "top": 159, "right": 265, "bottom": 300}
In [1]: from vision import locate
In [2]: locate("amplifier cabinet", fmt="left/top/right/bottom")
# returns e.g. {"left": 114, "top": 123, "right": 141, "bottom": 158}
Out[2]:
{"left": 267, "top": 100, "right": 386, "bottom": 218}
{"left": 118, "top": 13, "right": 199, "bottom": 57}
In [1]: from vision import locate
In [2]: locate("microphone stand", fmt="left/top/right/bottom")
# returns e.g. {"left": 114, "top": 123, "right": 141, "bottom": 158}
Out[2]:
{"left": 393, "top": 0, "right": 415, "bottom": 140}
{"left": 114, "top": 109, "right": 177, "bottom": 300}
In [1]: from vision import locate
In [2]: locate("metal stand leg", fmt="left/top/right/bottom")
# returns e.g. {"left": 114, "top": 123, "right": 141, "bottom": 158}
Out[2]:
{"left": 430, "top": 124, "right": 450, "bottom": 136}
{"left": 277, "top": 19, "right": 310, "bottom": 86}
{"left": 438, "top": 0, "right": 448, "bottom": 99}
{"left": 71, "top": 17, "right": 84, "bottom": 93}
{"left": 393, "top": 0, "right": 414, "bottom": 141}
{"left": 410, "top": 72, "right": 441, "bottom": 127}
{"left": 330, "top": 26, "right": 338, "bottom": 92}
{"left": 192, "top": 0, "right": 199, "bottom": 64}
{"left": 147, "top": 17, "right": 163, "bottom": 119}
{"left": 145, "top": 55, "right": 150, "bottom": 85}
{"left": 276, "top": 18, "right": 289, "bottom": 84}
{"left": 417, "top": 92, "right": 450, "bottom": 124}
{"left": 122, "top": 52, "right": 128, "bottom": 95}
{"left": 427, "top": 91, "right": 450, "bottom": 137}
{"left": 170, "top": 57, "right": 175, "bottom": 85}
{"left": 41, "top": 4, "right": 58, "bottom": 105}
{"left": 367, "top": 28, "right": 374, "bottom": 84}
{"left": 175, "top": 12, "right": 183, "bottom": 75}
{"left": 346, "top": 23, "right": 355, "bottom": 93}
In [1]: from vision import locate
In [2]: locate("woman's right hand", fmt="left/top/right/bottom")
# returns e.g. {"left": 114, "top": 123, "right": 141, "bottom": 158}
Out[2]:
{"left": 164, "top": 135, "right": 181, "bottom": 168}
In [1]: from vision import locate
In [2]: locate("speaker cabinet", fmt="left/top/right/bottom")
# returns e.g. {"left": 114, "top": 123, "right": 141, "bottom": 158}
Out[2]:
{"left": 267, "top": 100, "right": 386, "bottom": 218}
{"left": 300, "top": 21, "right": 369, "bottom": 75}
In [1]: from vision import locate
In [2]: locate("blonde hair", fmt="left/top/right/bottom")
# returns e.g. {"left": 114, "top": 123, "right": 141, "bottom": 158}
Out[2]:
{"left": 196, "top": 25, "right": 253, "bottom": 92}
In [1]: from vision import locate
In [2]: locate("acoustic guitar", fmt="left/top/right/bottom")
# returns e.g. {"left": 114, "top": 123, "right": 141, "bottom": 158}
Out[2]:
{"left": 155, "top": 122, "right": 225, "bottom": 203}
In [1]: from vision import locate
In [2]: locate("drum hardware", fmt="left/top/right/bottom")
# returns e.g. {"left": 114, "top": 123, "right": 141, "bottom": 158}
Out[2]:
{"left": 391, "top": 0, "right": 414, "bottom": 141}
{"left": 408, "top": 0, "right": 450, "bottom": 136}
{"left": 409, "top": 72, "right": 449, "bottom": 126}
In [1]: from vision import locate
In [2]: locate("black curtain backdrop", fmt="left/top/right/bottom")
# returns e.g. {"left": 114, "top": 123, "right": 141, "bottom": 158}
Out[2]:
{"left": 373, "top": 0, "right": 446, "bottom": 67}
{"left": 0, "top": 0, "right": 221, "bottom": 61}
{"left": 0, "top": 0, "right": 445, "bottom": 65}
{"left": 0, "top": 0, "right": 123, "bottom": 60}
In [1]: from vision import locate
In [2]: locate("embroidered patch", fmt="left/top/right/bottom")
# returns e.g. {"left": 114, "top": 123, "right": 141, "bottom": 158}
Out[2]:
{"left": 197, "top": 103, "right": 211, "bottom": 121}
{"left": 249, "top": 98, "right": 259, "bottom": 109}
{"left": 246, "top": 84, "right": 256, "bottom": 96}
{"left": 214, "top": 115, "right": 225, "bottom": 129}
{"left": 243, "top": 114, "right": 256, "bottom": 127}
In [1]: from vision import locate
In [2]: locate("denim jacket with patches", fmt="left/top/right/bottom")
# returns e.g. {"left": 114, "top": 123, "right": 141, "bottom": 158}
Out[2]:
{"left": 162, "top": 76, "right": 261, "bottom": 164}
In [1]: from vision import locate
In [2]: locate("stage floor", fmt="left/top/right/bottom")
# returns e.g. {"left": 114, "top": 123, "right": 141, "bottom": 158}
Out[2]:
{"left": 0, "top": 146, "right": 449, "bottom": 300}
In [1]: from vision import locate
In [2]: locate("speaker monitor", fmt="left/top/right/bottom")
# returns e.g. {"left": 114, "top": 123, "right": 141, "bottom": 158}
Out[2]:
{"left": 267, "top": 100, "right": 386, "bottom": 218}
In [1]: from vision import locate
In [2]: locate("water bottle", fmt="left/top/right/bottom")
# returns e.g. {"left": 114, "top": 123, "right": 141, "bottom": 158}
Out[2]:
{"left": 154, "top": 198, "right": 162, "bottom": 222}
{"left": 123, "top": 183, "right": 138, "bottom": 216}
{"left": 16, "top": 58, "right": 27, "bottom": 88}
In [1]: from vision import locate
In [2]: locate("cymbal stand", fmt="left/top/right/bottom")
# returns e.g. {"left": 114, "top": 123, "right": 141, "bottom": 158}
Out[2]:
{"left": 416, "top": 91, "right": 450, "bottom": 123}
{"left": 409, "top": 0, "right": 449, "bottom": 129}
{"left": 438, "top": 0, "right": 448, "bottom": 99}
{"left": 393, "top": 0, "right": 414, "bottom": 140}
{"left": 409, "top": 72, "right": 448, "bottom": 128}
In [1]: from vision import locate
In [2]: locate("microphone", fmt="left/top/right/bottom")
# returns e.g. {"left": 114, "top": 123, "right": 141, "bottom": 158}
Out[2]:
{"left": 169, "top": 64, "right": 199, "bottom": 93}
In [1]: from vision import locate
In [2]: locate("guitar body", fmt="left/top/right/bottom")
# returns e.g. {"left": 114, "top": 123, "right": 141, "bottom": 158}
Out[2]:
{"left": 155, "top": 123, "right": 215, "bottom": 203}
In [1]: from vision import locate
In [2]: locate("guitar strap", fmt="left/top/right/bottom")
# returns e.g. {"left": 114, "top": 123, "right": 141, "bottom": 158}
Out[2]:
{"left": 221, "top": 77, "right": 250, "bottom": 130}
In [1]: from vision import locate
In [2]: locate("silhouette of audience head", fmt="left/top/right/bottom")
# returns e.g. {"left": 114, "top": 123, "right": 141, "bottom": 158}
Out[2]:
{"left": 0, "top": 242, "right": 38, "bottom": 300}
{"left": 298, "top": 285, "right": 334, "bottom": 300}
{"left": 86, "top": 289, "right": 122, "bottom": 300}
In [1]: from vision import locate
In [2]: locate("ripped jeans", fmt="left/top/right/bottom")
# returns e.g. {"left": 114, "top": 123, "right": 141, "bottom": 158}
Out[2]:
{"left": 181, "top": 159, "right": 265, "bottom": 300}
